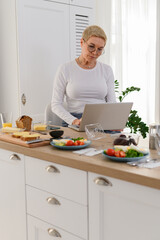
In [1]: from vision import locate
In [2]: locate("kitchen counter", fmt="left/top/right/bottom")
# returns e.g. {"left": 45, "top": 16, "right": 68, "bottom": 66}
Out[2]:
{"left": 0, "top": 127, "right": 160, "bottom": 190}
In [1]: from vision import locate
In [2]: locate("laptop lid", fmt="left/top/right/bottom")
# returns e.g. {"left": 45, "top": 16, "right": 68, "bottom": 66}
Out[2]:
{"left": 71, "top": 102, "right": 133, "bottom": 132}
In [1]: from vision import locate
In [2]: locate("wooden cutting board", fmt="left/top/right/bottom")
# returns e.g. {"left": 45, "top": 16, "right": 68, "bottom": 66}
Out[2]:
{"left": 0, "top": 133, "right": 50, "bottom": 148}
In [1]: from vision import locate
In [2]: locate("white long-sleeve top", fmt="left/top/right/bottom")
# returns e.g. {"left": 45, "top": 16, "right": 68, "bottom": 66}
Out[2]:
{"left": 51, "top": 60, "right": 116, "bottom": 125}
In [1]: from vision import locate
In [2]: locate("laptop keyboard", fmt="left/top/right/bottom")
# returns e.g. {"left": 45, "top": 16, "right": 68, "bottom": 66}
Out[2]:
{"left": 68, "top": 124, "right": 79, "bottom": 129}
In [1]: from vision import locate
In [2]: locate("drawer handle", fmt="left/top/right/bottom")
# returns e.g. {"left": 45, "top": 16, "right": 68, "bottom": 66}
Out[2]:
{"left": 45, "top": 165, "right": 60, "bottom": 173}
{"left": 47, "top": 197, "right": 61, "bottom": 205}
{"left": 10, "top": 154, "right": 21, "bottom": 161}
{"left": 48, "top": 228, "right": 61, "bottom": 238}
{"left": 94, "top": 177, "right": 112, "bottom": 186}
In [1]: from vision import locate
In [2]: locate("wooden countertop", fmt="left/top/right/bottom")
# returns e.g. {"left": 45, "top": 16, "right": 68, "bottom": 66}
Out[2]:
{"left": 0, "top": 127, "right": 160, "bottom": 190}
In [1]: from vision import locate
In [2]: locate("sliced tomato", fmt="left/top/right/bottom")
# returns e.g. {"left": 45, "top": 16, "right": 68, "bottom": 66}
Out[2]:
{"left": 66, "top": 140, "right": 74, "bottom": 146}
{"left": 114, "top": 150, "right": 120, "bottom": 157}
{"left": 119, "top": 151, "right": 126, "bottom": 157}
{"left": 106, "top": 148, "right": 115, "bottom": 156}
{"left": 76, "top": 140, "right": 81, "bottom": 145}
{"left": 79, "top": 141, "right": 85, "bottom": 145}
{"left": 73, "top": 141, "right": 78, "bottom": 146}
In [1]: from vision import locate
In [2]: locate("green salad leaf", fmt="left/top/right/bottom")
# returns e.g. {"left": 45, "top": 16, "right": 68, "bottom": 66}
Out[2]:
{"left": 71, "top": 137, "right": 84, "bottom": 142}
{"left": 126, "top": 149, "right": 143, "bottom": 158}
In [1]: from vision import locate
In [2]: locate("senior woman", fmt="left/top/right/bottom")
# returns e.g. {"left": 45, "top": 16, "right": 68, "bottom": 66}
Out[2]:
{"left": 51, "top": 25, "right": 116, "bottom": 127}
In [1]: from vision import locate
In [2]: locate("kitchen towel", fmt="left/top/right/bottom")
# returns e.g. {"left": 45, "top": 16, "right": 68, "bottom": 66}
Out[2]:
{"left": 73, "top": 148, "right": 103, "bottom": 156}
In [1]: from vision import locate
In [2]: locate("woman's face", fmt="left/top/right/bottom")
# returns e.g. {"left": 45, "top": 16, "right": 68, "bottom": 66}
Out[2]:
{"left": 81, "top": 36, "right": 105, "bottom": 62}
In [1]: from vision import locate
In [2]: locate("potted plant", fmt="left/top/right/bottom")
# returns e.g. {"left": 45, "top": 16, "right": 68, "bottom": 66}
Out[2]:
{"left": 115, "top": 80, "right": 149, "bottom": 138}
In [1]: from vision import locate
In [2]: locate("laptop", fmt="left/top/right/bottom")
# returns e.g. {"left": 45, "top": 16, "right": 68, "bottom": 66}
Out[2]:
{"left": 68, "top": 102, "right": 133, "bottom": 132}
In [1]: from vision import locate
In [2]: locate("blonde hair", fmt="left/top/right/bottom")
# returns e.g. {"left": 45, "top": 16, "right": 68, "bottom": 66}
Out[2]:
{"left": 82, "top": 25, "right": 107, "bottom": 44}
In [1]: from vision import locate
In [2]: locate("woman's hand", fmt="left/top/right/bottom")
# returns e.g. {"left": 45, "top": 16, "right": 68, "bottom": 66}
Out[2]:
{"left": 72, "top": 118, "right": 82, "bottom": 126}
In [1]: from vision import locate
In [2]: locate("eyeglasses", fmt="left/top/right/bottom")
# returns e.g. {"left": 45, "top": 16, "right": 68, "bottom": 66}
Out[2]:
{"left": 83, "top": 39, "right": 105, "bottom": 55}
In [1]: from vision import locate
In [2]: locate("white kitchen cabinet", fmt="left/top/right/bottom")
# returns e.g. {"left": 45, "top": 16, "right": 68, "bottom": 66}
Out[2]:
{"left": 16, "top": 0, "right": 70, "bottom": 119}
{"left": 25, "top": 156, "right": 88, "bottom": 240}
{"left": 0, "top": 0, "right": 94, "bottom": 123}
{"left": 88, "top": 172, "right": 160, "bottom": 240}
{"left": 0, "top": 149, "right": 26, "bottom": 240}
{"left": 28, "top": 215, "right": 84, "bottom": 240}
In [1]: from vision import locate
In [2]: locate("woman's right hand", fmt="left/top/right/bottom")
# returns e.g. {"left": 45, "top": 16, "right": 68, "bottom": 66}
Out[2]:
{"left": 72, "top": 118, "right": 82, "bottom": 126}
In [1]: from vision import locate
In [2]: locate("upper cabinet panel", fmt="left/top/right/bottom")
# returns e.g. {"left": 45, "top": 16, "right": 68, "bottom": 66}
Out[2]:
{"left": 69, "top": 0, "right": 95, "bottom": 8}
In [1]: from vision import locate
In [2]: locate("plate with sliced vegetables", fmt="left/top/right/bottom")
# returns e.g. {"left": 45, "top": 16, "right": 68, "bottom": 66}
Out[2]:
{"left": 103, "top": 145, "right": 149, "bottom": 162}
{"left": 50, "top": 138, "right": 91, "bottom": 150}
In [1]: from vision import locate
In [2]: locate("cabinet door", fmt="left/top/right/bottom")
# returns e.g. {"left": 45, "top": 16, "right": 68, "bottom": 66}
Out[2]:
{"left": 70, "top": 5, "right": 94, "bottom": 59}
{"left": 28, "top": 215, "right": 84, "bottom": 240}
{"left": 16, "top": 0, "right": 70, "bottom": 119}
{"left": 0, "top": 149, "right": 26, "bottom": 240}
{"left": 88, "top": 172, "right": 160, "bottom": 240}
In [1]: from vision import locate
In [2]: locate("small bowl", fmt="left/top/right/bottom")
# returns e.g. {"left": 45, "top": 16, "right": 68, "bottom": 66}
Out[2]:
{"left": 49, "top": 130, "right": 64, "bottom": 139}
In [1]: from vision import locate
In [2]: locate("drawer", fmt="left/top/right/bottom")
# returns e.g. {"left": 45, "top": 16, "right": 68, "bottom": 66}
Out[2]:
{"left": 25, "top": 156, "right": 87, "bottom": 205}
{"left": 26, "top": 185, "right": 88, "bottom": 239}
{"left": 28, "top": 215, "right": 85, "bottom": 240}
{"left": 0, "top": 149, "right": 24, "bottom": 162}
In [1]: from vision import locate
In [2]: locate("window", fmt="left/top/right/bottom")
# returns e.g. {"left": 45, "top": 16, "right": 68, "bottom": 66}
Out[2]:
{"left": 96, "top": 0, "right": 157, "bottom": 124}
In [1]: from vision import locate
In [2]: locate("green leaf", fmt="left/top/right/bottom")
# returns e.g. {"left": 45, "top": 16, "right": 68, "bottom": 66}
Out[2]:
{"left": 114, "top": 80, "right": 149, "bottom": 138}
{"left": 119, "top": 96, "right": 123, "bottom": 102}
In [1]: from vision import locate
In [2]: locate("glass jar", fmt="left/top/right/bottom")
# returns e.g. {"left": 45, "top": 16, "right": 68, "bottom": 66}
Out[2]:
{"left": 149, "top": 124, "right": 160, "bottom": 149}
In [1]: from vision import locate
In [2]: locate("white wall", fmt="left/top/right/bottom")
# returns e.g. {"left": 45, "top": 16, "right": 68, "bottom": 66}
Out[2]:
{"left": 0, "top": 0, "right": 19, "bottom": 123}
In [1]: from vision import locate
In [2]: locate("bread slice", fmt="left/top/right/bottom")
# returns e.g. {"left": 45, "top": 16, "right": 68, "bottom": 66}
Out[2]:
{"left": 20, "top": 133, "right": 40, "bottom": 141}
{"left": 12, "top": 131, "right": 30, "bottom": 138}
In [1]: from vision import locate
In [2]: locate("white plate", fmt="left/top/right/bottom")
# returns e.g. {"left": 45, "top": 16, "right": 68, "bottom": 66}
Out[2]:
{"left": 102, "top": 151, "right": 149, "bottom": 162}
{"left": 50, "top": 140, "right": 91, "bottom": 150}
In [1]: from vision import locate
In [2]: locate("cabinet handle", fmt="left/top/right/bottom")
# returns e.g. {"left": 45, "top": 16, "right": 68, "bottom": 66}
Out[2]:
{"left": 45, "top": 165, "right": 60, "bottom": 173}
{"left": 21, "top": 93, "right": 26, "bottom": 105}
{"left": 47, "top": 197, "right": 61, "bottom": 205}
{"left": 94, "top": 177, "right": 112, "bottom": 186}
{"left": 10, "top": 154, "right": 21, "bottom": 161}
{"left": 48, "top": 228, "right": 61, "bottom": 238}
